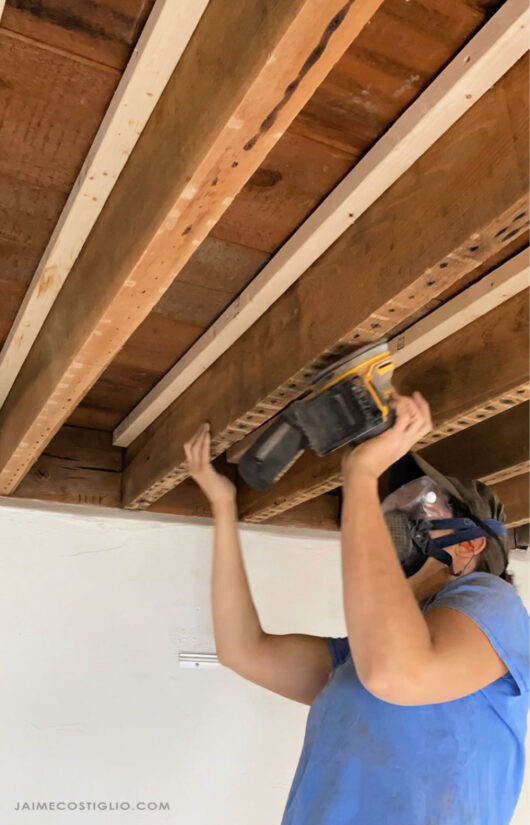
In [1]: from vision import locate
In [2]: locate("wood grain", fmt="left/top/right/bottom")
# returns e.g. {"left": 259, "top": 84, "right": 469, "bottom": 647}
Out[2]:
{"left": 66, "top": 0, "right": 514, "bottom": 437}
{"left": 11, "top": 423, "right": 339, "bottom": 529}
{"left": 213, "top": 132, "right": 355, "bottom": 253}
{"left": 121, "top": 59, "right": 529, "bottom": 508}
{"left": 0, "top": 29, "right": 119, "bottom": 344}
{"left": 213, "top": 0, "right": 506, "bottom": 252}
{"left": 1, "top": 0, "right": 156, "bottom": 69}
{"left": 13, "top": 425, "right": 122, "bottom": 508}
{"left": 152, "top": 236, "right": 269, "bottom": 327}
{"left": 69, "top": 313, "right": 204, "bottom": 430}
{"left": 237, "top": 290, "right": 529, "bottom": 521}
{"left": 290, "top": 0, "right": 505, "bottom": 155}
{"left": 0, "top": 0, "right": 384, "bottom": 495}
{"left": 419, "top": 403, "right": 530, "bottom": 487}
{"left": 491, "top": 474, "right": 529, "bottom": 528}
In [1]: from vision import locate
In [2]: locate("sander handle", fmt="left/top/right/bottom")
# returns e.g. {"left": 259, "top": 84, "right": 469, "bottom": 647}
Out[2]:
{"left": 238, "top": 414, "right": 308, "bottom": 492}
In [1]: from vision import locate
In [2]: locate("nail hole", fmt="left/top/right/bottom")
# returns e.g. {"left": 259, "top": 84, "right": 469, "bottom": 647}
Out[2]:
{"left": 501, "top": 228, "right": 521, "bottom": 241}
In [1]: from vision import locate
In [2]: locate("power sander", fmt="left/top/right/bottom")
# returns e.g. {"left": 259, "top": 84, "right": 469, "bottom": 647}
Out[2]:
{"left": 238, "top": 341, "right": 395, "bottom": 491}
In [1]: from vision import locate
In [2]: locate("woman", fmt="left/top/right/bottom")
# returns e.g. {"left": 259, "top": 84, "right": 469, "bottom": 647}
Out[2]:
{"left": 184, "top": 392, "right": 529, "bottom": 824}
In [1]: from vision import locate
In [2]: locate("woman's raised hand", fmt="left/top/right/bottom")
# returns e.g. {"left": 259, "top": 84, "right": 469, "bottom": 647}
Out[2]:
{"left": 184, "top": 423, "right": 236, "bottom": 507}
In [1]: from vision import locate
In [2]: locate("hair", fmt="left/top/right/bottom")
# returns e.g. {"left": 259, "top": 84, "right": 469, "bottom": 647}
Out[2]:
{"left": 449, "top": 495, "right": 513, "bottom": 585}
{"left": 474, "top": 541, "right": 513, "bottom": 585}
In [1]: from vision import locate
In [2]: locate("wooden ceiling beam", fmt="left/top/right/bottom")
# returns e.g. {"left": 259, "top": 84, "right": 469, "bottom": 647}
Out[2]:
{"left": 491, "top": 474, "right": 529, "bottom": 528}
{"left": 113, "top": 0, "right": 530, "bottom": 447}
{"left": 227, "top": 249, "right": 528, "bottom": 464}
{"left": 0, "top": 0, "right": 209, "bottom": 412}
{"left": 121, "top": 57, "right": 529, "bottom": 509}
{"left": 10, "top": 422, "right": 523, "bottom": 532}
{"left": 10, "top": 423, "right": 339, "bottom": 530}
{"left": 237, "top": 290, "right": 529, "bottom": 521}
{"left": 0, "top": 0, "right": 383, "bottom": 495}
{"left": 13, "top": 426, "right": 122, "bottom": 509}
{"left": 417, "top": 402, "right": 529, "bottom": 488}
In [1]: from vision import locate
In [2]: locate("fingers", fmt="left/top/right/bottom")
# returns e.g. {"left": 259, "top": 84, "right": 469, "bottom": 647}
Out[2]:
{"left": 184, "top": 423, "right": 211, "bottom": 472}
{"left": 412, "top": 391, "right": 432, "bottom": 428}
{"left": 200, "top": 424, "right": 211, "bottom": 467}
{"left": 392, "top": 392, "right": 432, "bottom": 440}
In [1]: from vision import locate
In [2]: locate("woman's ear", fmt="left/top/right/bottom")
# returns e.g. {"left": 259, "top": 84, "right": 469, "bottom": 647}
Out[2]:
{"left": 456, "top": 537, "right": 486, "bottom": 559}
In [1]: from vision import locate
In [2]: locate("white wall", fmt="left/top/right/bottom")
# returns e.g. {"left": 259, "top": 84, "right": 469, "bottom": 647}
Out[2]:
{"left": 0, "top": 500, "right": 345, "bottom": 825}
{"left": 0, "top": 499, "right": 527, "bottom": 825}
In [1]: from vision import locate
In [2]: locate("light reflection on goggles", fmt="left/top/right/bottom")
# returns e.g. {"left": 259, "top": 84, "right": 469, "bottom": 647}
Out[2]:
{"left": 382, "top": 477, "right": 454, "bottom": 578}
{"left": 382, "top": 476, "right": 453, "bottom": 521}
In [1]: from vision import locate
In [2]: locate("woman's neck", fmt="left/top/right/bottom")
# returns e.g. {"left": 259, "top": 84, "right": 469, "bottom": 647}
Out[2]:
{"left": 409, "top": 560, "right": 454, "bottom": 602}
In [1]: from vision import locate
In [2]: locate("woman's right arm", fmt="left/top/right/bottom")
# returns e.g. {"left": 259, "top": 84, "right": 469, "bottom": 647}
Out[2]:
{"left": 185, "top": 424, "right": 333, "bottom": 705}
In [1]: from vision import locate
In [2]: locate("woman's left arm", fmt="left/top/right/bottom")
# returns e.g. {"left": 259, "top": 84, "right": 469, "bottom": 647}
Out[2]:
{"left": 341, "top": 393, "right": 507, "bottom": 705}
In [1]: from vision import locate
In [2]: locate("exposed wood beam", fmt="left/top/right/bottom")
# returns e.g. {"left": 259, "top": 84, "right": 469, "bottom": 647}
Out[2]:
{"left": 0, "top": 0, "right": 210, "bottom": 411}
{"left": 121, "top": 57, "right": 529, "bottom": 509}
{"left": 237, "top": 289, "right": 529, "bottom": 521}
{"left": 114, "top": 0, "right": 530, "bottom": 447}
{"left": 0, "top": 0, "right": 383, "bottom": 496}
{"left": 508, "top": 523, "right": 529, "bottom": 549}
{"left": 419, "top": 402, "right": 529, "bottom": 487}
{"left": 491, "top": 473, "right": 529, "bottom": 528}
{"left": 265, "top": 495, "right": 339, "bottom": 530}
{"left": 227, "top": 249, "right": 529, "bottom": 464}
{"left": 390, "top": 249, "right": 529, "bottom": 368}
{"left": 13, "top": 426, "right": 122, "bottom": 509}
{"left": 11, "top": 423, "right": 338, "bottom": 530}
{"left": 10, "top": 421, "right": 523, "bottom": 531}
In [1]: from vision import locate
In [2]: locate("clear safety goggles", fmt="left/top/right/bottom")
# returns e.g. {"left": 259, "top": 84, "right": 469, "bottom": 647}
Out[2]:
{"left": 381, "top": 476, "right": 453, "bottom": 522}
{"left": 381, "top": 476, "right": 456, "bottom": 577}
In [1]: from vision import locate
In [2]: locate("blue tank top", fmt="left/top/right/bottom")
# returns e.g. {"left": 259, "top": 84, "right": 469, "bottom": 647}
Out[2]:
{"left": 281, "top": 573, "right": 529, "bottom": 825}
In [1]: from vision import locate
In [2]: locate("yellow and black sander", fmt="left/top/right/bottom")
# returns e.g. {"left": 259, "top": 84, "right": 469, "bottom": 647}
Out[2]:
{"left": 238, "top": 341, "right": 395, "bottom": 491}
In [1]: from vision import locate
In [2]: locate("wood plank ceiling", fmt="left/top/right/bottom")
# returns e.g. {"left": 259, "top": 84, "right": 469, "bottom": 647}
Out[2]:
{"left": 1, "top": 0, "right": 528, "bottom": 531}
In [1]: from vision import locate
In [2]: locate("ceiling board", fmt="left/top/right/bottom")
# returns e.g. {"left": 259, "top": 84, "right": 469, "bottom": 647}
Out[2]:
{"left": 120, "top": 54, "right": 529, "bottom": 507}
{"left": 213, "top": 132, "right": 355, "bottom": 254}
{"left": 213, "top": 0, "right": 506, "bottom": 250}
{"left": 68, "top": 313, "right": 204, "bottom": 430}
{"left": 76, "top": 0, "right": 511, "bottom": 434}
{"left": 1, "top": 0, "right": 156, "bottom": 69}
{"left": 0, "top": 28, "right": 119, "bottom": 344}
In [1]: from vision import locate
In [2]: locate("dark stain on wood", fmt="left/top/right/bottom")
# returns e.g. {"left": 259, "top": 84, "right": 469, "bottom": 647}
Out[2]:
{"left": 243, "top": 0, "right": 355, "bottom": 152}
{"left": 249, "top": 168, "right": 282, "bottom": 187}
{"left": 7, "top": 0, "right": 137, "bottom": 43}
